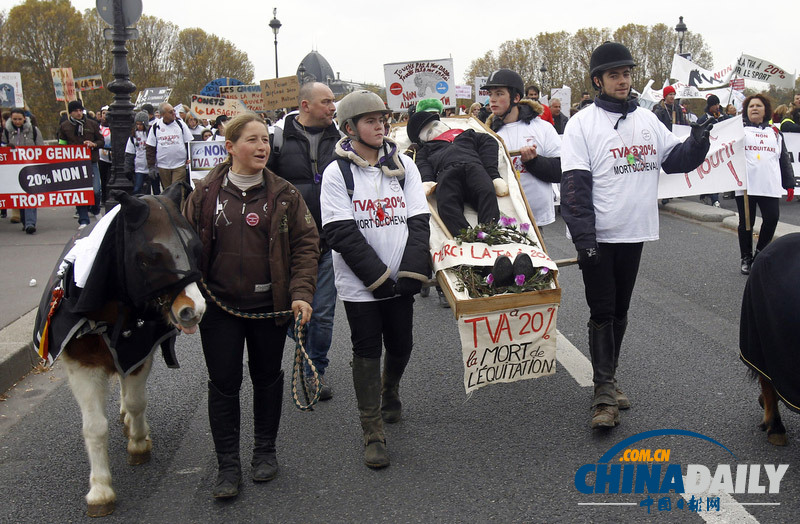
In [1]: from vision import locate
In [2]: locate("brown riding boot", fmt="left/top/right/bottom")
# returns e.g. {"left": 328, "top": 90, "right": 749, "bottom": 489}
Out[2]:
{"left": 352, "top": 356, "right": 389, "bottom": 468}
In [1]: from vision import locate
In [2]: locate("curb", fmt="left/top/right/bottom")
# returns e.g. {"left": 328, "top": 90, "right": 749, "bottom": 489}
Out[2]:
{"left": 661, "top": 199, "right": 800, "bottom": 238}
{"left": 0, "top": 309, "right": 39, "bottom": 394}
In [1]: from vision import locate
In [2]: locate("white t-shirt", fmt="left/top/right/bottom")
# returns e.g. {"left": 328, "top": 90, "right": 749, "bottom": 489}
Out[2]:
{"left": 739, "top": 126, "right": 785, "bottom": 198}
{"left": 98, "top": 125, "right": 111, "bottom": 163}
{"left": 124, "top": 130, "right": 149, "bottom": 173}
{"left": 145, "top": 118, "right": 193, "bottom": 169}
{"left": 495, "top": 118, "right": 561, "bottom": 226}
{"left": 561, "top": 103, "right": 681, "bottom": 243}
{"left": 320, "top": 153, "right": 429, "bottom": 302}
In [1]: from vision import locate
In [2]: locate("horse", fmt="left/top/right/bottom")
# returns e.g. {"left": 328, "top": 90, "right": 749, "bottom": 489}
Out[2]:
{"left": 33, "top": 183, "right": 206, "bottom": 516}
{"left": 739, "top": 232, "right": 800, "bottom": 446}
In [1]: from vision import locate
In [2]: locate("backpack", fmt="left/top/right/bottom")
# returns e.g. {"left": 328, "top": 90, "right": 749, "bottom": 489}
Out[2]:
{"left": 336, "top": 158, "right": 404, "bottom": 200}
{"left": 151, "top": 117, "right": 187, "bottom": 138}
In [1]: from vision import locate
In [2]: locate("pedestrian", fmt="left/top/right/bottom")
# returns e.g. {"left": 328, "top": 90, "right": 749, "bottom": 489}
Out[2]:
{"left": 560, "top": 41, "right": 713, "bottom": 429}
{"left": 186, "top": 114, "right": 206, "bottom": 141}
{"left": 211, "top": 115, "right": 227, "bottom": 141}
{"left": 483, "top": 69, "right": 562, "bottom": 227}
{"left": 201, "top": 129, "right": 213, "bottom": 141}
{"left": 267, "top": 81, "right": 341, "bottom": 399}
{"left": 525, "top": 84, "right": 554, "bottom": 125}
{"left": 468, "top": 102, "right": 482, "bottom": 119}
{"left": 1, "top": 108, "right": 44, "bottom": 233}
{"left": 183, "top": 113, "right": 320, "bottom": 499}
{"left": 736, "top": 93, "right": 795, "bottom": 275}
{"left": 57, "top": 100, "right": 103, "bottom": 229}
{"left": 550, "top": 98, "right": 569, "bottom": 135}
{"left": 97, "top": 106, "right": 112, "bottom": 206}
{"left": 653, "top": 85, "right": 686, "bottom": 131}
{"left": 124, "top": 111, "right": 151, "bottom": 195}
{"left": 145, "top": 103, "right": 193, "bottom": 192}
{"left": 698, "top": 95, "right": 728, "bottom": 207}
{"left": 320, "top": 90, "right": 430, "bottom": 468}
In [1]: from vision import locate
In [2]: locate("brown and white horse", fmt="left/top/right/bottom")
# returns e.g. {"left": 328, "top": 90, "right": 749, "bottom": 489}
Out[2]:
{"left": 35, "top": 184, "right": 205, "bottom": 516}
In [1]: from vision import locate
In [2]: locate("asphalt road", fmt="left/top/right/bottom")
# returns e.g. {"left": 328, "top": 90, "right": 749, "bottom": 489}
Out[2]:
{"left": 1, "top": 208, "right": 797, "bottom": 523}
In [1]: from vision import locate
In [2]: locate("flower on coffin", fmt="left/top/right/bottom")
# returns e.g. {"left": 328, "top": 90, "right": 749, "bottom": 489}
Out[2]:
{"left": 515, "top": 274, "right": 526, "bottom": 286}
{"left": 485, "top": 273, "right": 494, "bottom": 286}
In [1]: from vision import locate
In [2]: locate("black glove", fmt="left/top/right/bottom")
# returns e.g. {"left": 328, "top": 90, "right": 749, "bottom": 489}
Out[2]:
{"left": 395, "top": 277, "right": 422, "bottom": 296}
{"left": 148, "top": 166, "right": 159, "bottom": 181}
{"left": 577, "top": 246, "right": 600, "bottom": 270}
{"left": 690, "top": 118, "right": 715, "bottom": 143}
{"left": 371, "top": 278, "right": 396, "bottom": 299}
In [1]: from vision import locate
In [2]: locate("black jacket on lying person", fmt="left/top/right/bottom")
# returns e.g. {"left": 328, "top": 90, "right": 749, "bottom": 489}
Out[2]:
{"left": 414, "top": 129, "right": 501, "bottom": 183}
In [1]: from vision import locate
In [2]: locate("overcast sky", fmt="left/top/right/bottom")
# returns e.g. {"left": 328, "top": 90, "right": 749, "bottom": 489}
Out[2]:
{"left": 15, "top": 0, "right": 799, "bottom": 91}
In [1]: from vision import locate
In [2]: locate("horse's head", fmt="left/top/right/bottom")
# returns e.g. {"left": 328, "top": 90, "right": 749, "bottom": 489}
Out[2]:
{"left": 112, "top": 183, "right": 206, "bottom": 334}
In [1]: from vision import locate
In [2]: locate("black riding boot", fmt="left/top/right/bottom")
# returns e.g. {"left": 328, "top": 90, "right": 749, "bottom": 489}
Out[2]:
{"left": 352, "top": 356, "right": 389, "bottom": 468}
{"left": 208, "top": 381, "right": 241, "bottom": 499}
{"left": 588, "top": 320, "right": 619, "bottom": 429}
{"left": 252, "top": 370, "right": 283, "bottom": 482}
{"left": 612, "top": 316, "right": 631, "bottom": 410}
{"left": 382, "top": 352, "right": 411, "bottom": 423}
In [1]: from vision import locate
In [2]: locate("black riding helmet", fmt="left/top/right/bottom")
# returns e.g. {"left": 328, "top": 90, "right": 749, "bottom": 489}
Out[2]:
{"left": 589, "top": 41, "right": 636, "bottom": 90}
{"left": 481, "top": 69, "right": 525, "bottom": 121}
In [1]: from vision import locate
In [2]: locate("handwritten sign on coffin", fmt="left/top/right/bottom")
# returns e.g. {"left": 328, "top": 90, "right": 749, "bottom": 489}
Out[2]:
{"left": 459, "top": 304, "right": 558, "bottom": 393}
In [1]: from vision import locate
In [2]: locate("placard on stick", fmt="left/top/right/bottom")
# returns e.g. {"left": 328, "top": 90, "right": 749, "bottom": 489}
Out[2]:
{"left": 259, "top": 76, "right": 300, "bottom": 111}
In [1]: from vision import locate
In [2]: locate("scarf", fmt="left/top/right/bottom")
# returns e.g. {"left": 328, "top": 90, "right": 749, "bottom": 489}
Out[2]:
{"left": 594, "top": 93, "right": 639, "bottom": 129}
{"left": 69, "top": 115, "right": 85, "bottom": 137}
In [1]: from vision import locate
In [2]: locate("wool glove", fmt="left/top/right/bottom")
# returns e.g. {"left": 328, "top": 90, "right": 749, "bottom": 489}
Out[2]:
{"left": 690, "top": 118, "right": 714, "bottom": 144}
{"left": 395, "top": 277, "right": 422, "bottom": 296}
{"left": 493, "top": 178, "right": 509, "bottom": 197}
{"left": 577, "top": 246, "right": 600, "bottom": 270}
{"left": 371, "top": 278, "right": 396, "bottom": 299}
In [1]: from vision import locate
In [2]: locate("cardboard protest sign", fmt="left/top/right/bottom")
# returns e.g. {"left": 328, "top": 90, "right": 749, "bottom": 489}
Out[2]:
{"left": 458, "top": 304, "right": 558, "bottom": 393}
{"left": 733, "top": 54, "right": 796, "bottom": 89}
{"left": 0, "top": 146, "right": 94, "bottom": 208}
{"left": 51, "top": 68, "right": 77, "bottom": 102}
{"left": 670, "top": 54, "right": 734, "bottom": 89}
{"left": 474, "top": 76, "right": 488, "bottom": 103}
{"left": 657, "top": 117, "right": 747, "bottom": 199}
{"left": 188, "top": 141, "right": 227, "bottom": 179}
{"left": 191, "top": 94, "right": 250, "bottom": 119}
{"left": 219, "top": 84, "right": 265, "bottom": 111}
{"left": 383, "top": 58, "right": 455, "bottom": 111}
{"left": 135, "top": 87, "right": 172, "bottom": 108}
{"left": 259, "top": 76, "right": 300, "bottom": 111}
{"left": 784, "top": 133, "right": 800, "bottom": 189}
{"left": 455, "top": 85, "right": 472, "bottom": 99}
{"left": 0, "top": 73, "right": 24, "bottom": 108}
{"left": 74, "top": 75, "right": 103, "bottom": 92}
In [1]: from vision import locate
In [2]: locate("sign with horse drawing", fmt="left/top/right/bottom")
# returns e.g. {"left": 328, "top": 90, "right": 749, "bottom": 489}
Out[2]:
{"left": 0, "top": 146, "right": 94, "bottom": 208}
{"left": 383, "top": 58, "right": 455, "bottom": 111}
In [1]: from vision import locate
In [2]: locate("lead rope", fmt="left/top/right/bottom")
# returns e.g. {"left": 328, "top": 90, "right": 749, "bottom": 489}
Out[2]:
{"left": 198, "top": 279, "right": 321, "bottom": 411}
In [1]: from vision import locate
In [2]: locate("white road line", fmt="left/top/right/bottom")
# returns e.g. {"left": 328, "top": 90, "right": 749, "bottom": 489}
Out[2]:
{"left": 680, "top": 477, "right": 760, "bottom": 523}
{"left": 556, "top": 330, "right": 593, "bottom": 387}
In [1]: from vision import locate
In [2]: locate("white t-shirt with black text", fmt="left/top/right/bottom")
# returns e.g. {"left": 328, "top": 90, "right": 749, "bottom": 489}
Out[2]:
{"left": 125, "top": 130, "right": 149, "bottom": 173}
{"left": 146, "top": 118, "right": 193, "bottom": 169}
{"left": 320, "top": 154, "right": 429, "bottom": 302}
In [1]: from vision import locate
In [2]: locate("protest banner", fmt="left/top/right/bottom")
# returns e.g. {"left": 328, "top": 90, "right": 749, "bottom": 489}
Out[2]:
{"left": 135, "top": 87, "right": 172, "bottom": 108}
{"left": 74, "top": 75, "right": 104, "bottom": 92}
{"left": 458, "top": 304, "right": 558, "bottom": 393}
{"left": 733, "top": 54, "right": 796, "bottom": 89}
{"left": 658, "top": 117, "right": 747, "bottom": 199}
{"left": 383, "top": 58, "right": 455, "bottom": 111}
{"left": 550, "top": 87, "right": 571, "bottom": 114}
{"left": 190, "top": 94, "right": 250, "bottom": 119}
{"left": 259, "top": 76, "right": 300, "bottom": 111}
{"left": 50, "top": 68, "right": 77, "bottom": 103}
{"left": 455, "top": 85, "right": 472, "bottom": 99}
{"left": 0, "top": 73, "right": 24, "bottom": 108}
{"left": 219, "top": 84, "right": 265, "bottom": 112}
{"left": 670, "top": 54, "right": 734, "bottom": 89}
{"left": 474, "top": 76, "right": 488, "bottom": 103}
{"left": 0, "top": 146, "right": 94, "bottom": 209}
{"left": 188, "top": 141, "right": 227, "bottom": 179}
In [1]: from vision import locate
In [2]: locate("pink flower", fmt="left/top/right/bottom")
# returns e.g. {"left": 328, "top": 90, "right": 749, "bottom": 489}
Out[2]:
{"left": 499, "top": 216, "right": 510, "bottom": 227}
{"left": 540, "top": 267, "right": 549, "bottom": 275}
{"left": 477, "top": 231, "right": 487, "bottom": 240}
{"left": 507, "top": 217, "right": 517, "bottom": 226}
{"left": 515, "top": 274, "right": 526, "bottom": 286}
{"left": 520, "top": 223, "right": 530, "bottom": 233}
{"left": 486, "top": 273, "right": 494, "bottom": 286}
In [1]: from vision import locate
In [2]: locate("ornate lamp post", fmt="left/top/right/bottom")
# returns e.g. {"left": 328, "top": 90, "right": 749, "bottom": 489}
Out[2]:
{"left": 269, "top": 8, "right": 282, "bottom": 78}
{"left": 539, "top": 63, "right": 547, "bottom": 93}
{"left": 675, "top": 16, "right": 687, "bottom": 55}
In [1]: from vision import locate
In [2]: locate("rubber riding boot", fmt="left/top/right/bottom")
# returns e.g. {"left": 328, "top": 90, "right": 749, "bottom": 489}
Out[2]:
{"left": 352, "top": 356, "right": 389, "bottom": 468}
{"left": 588, "top": 320, "right": 619, "bottom": 429}
{"left": 382, "top": 352, "right": 411, "bottom": 423}
{"left": 741, "top": 254, "right": 752, "bottom": 275}
{"left": 208, "top": 382, "right": 242, "bottom": 499}
{"left": 252, "top": 371, "right": 283, "bottom": 482}
{"left": 612, "top": 316, "right": 631, "bottom": 410}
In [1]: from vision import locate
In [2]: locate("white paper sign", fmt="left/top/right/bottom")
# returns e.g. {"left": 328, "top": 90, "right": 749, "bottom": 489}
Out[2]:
{"left": 733, "top": 54, "right": 796, "bottom": 89}
{"left": 459, "top": 304, "right": 558, "bottom": 393}
{"left": 0, "top": 73, "right": 24, "bottom": 107}
{"left": 474, "top": 76, "right": 489, "bottom": 103}
{"left": 670, "top": 54, "right": 734, "bottom": 89}
{"left": 550, "top": 87, "right": 571, "bottom": 115}
{"left": 784, "top": 133, "right": 800, "bottom": 189}
{"left": 191, "top": 94, "right": 250, "bottom": 119}
{"left": 657, "top": 117, "right": 747, "bottom": 198}
{"left": 383, "top": 58, "right": 455, "bottom": 111}
{"left": 189, "top": 141, "right": 227, "bottom": 178}
{"left": 455, "top": 84, "right": 472, "bottom": 99}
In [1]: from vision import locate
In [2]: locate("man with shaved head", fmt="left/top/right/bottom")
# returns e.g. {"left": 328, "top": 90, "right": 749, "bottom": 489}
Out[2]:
{"left": 268, "top": 82, "right": 341, "bottom": 400}
{"left": 146, "top": 102, "right": 193, "bottom": 191}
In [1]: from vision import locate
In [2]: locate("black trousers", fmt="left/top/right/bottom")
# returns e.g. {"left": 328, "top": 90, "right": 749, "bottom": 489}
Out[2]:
{"left": 436, "top": 163, "right": 500, "bottom": 236}
{"left": 199, "top": 302, "right": 287, "bottom": 396}
{"left": 580, "top": 243, "right": 644, "bottom": 324}
{"left": 98, "top": 160, "right": 111, "bottom": 204}
{"left": 735, "top": 195, "right": 780, "bottom": 257}
{"left": 343, "top": 296, "right": 414, "bottom": 360}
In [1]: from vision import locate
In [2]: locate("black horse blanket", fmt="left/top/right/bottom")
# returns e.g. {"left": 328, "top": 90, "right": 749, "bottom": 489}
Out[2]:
{"left": 740, "top": 233, "right": 800, "bottom": 412}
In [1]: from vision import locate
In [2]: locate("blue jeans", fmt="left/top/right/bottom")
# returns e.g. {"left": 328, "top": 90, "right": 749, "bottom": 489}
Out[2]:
{"left": 289, "top": 249, "right": 336, "bottom": 376}
{"left": 77, "top": 163, "right": 102, "bottom": 224}
{"left": 21, "top": 208, "right": 37, "bottom": 227}
{"left": 133, "top": 172, "right": 148, "bottom": 194}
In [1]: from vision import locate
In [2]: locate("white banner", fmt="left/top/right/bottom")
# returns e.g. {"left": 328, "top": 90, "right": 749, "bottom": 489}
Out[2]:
{"left": 431, "top": 240, "right": 557, "bottom": 274}
{"left": 784, "top": 133, "right": 800, "bottom": 189}
{"left": 188, "top": 141, "right": 227, "bottom": 179}
{"left": 657, "top": 117, "right": 747, "bottom": 199}
{"left": 458, "top": 304, "right": 558, "bottom": 393}
{"left": 191, "top": 94, "right": 250, "bottom": 119}
{"left": 383, "top": 58, "right": 455, "bottom": 111}
{"left": 733, "top": 54, "right": 796, "bottom": 89}
{"left": 455, "top": 84, "right": 472, "bottom": 99}
{"left": 670, "top": 54, "right": 734, "bottom": 89}
{"left": 0, "top": 73, "right": 24, "bottom": 107}
{"left": 0, "top": 146, "right": 94, "bottom": 208}
{"left": 474, "top": 76, "right": 488, "bottom": 103}
{"left": 550, "top": 86, "right": 571, "bottom": 115}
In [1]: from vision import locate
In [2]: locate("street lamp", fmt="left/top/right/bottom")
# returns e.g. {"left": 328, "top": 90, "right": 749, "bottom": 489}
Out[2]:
{"left": 539, "top": 62, "right": 547, "bottom": 92}
{"left": 268, "top": 8, "right": 281, "bottom": 78}
{"left": 675, "top": 16, "right": 687, "bottom": 55}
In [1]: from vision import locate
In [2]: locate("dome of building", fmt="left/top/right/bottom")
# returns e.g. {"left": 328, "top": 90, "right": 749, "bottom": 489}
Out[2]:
{"left": 297, "top": 51, "right": 336, "bottom": 85}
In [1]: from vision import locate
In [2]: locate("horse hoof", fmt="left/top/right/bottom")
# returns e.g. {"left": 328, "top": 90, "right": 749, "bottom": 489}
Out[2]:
{"left": 128, "top": 450, "right": 151, "bottom": 465}
{"left": 768, "top": 433, "right": 788, "bottom": 446}
{"left": 758, "top": 422, "right": 767, "bottom": 431}
{"left": 87, "top": 501, "right": 115, "bottom": 517}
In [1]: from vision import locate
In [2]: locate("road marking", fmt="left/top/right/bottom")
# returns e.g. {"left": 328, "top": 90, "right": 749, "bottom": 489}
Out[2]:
{"left": 577, "top": 503, "right": 637, "bottom": 506}
{"left": 556, "top": 330, "right": 593, "bottom": 387}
